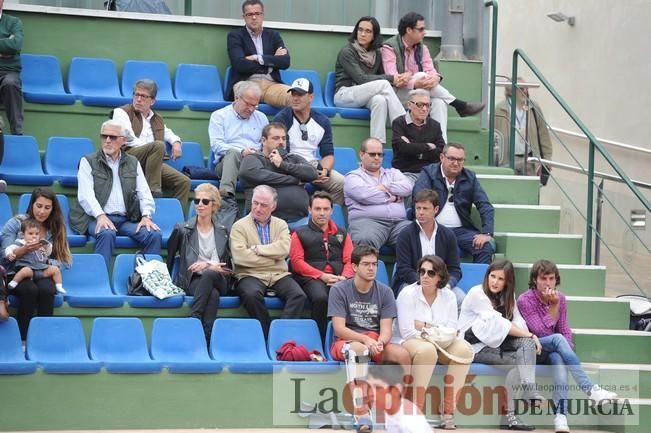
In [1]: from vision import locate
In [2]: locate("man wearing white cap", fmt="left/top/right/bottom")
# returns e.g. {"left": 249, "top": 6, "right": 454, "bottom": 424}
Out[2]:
{"left": 274, "top": 78, "right": 345, "bottom": 204}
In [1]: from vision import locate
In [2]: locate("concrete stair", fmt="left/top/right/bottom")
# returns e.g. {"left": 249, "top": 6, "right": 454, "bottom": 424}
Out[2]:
{"left": 494, "top": 232, "right": 584, "bottom": 264}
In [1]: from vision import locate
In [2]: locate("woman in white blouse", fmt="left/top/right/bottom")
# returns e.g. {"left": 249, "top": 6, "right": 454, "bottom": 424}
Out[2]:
{"left": 392, "top": 255, "right": 473, "bottom": 430}
{"left": 458, "top": 259, "right": 543, "bottom": 431}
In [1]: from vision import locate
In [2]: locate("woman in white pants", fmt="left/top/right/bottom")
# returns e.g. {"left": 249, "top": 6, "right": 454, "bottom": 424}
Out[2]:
{"left": 333, "top": 16, "right": 408, "bottom": 144}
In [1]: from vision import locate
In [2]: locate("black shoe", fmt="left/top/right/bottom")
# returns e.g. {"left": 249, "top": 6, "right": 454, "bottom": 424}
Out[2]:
{"left": 456, "top": 101, "right": 485, "bottom": 117}
{"left": 500, "top": 412, "right": 535, "bottom": 431}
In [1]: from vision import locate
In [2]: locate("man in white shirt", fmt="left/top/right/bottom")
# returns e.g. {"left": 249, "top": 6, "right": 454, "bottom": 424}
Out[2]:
{"left": 70, "top": 120, "right": 161, "bottom": 268}
{"left": 111, "top": 79, "right": 191, "bottom": 208}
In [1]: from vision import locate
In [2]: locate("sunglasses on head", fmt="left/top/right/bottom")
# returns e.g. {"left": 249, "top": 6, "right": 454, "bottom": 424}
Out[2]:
{"left": 419, "top": 268, "right": 437, "bottom": 278}
{"left": 193, "top": 198, "right": 213, "bottom": 205}
{"left": 448, "top": 186, "right": 454, "bottom": 203}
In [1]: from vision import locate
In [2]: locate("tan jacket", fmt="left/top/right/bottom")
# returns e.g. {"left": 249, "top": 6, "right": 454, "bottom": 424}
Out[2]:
{"left": 230, "top": 214, "right": 291, "bottom": 286}
{"left": 494, "top": 99, "right": 553, "bottom": 167}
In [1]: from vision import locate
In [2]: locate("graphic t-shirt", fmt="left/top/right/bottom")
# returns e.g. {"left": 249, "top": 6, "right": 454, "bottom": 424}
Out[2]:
{"left": 327, "top": 279, "right": 397, "bottom": 333}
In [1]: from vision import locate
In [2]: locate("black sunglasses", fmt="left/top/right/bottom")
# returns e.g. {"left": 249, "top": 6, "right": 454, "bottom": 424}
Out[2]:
{"left": 193, "top": 198, "right": 213, "bottom": 205}
{"left": 299, "top": 123, "right": 308, "bottom": 141}
{"left": 418, "top": 268, "right": 437, "bottom": 278}
{"left": 448, "top": 186, "right": 454, "bottom": 203}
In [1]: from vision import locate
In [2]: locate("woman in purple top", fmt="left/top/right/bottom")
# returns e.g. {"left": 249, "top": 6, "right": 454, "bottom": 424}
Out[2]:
{"left": 517, "top": 259, "right": 618, "bottom": 433}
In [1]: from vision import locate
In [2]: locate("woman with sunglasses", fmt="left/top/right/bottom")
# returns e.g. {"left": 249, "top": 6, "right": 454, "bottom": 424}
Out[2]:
{"left": 167, "top": 183, "right": 232, "bottom": 342}
{"left": 392, "top": 255, "right": 473, "bottom": 430}
{"left": 458, "top": 259, "right": 543, "bottom": 431}
{"left": 333, "top": 16, "right": 408, "bottom": 144}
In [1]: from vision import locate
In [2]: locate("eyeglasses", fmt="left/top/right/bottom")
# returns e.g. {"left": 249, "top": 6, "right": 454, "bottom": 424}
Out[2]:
{"left": 244, "top": 12, "right": 263, "bottom": 18}
{"left": 357, "top": 27, "right": 374, "bottom": 34}
{"left": 414, "top": 26, "right": 426, "bottom": 32}
{"left": 410, "top": 101, "right": 431, "bottom": 109}
{"left": 132, "top": 92, "right": 153, "bottom": 100}
{"left": 365, "top": 152, "right": 384, "bottom": 158}
{"left": 444, "top": 155, "right": 465, "bottom": 164}
{"left": 100, "top": 134, "right": 123, "bottom": 141}
{"left": 238, "top": 98, "right": 259, "bottom": 110}
{"left": 418, "top": 268, "right": 437, "bottom": 278}
{"left": 299, "top": 123, "right": 308, "bottom": 141}
{"left": 447, "top": 186, "right": 454, "bottom": 203}
{"left": 193, "top": 198, "right": 213, "bottom": 205}
{"left": 359, "top": 261, "right": 378, "bottom": 268}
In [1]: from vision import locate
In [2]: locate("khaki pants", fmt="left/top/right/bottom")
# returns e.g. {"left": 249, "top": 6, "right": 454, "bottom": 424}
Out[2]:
{"left": 252, "top": 78, "right": 291, "bottom": 107}
{"left": 126, "top": 141, "right": 191, "bottom": 208}
{"left": 402, "top": 337, "right": 473, "bottom": 414}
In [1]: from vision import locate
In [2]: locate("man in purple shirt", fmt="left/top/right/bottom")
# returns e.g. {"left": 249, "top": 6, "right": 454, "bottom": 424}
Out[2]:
{"left": 344, "top": 138, "right": 412, "bottom": 250}
{"left": 517, "top": 259, "right": 617, "bottom": 433}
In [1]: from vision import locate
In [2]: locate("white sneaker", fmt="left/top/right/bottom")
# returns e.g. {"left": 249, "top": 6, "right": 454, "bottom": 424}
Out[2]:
{"left": 590, "top": 384, "right": 618, "bottom": 403}
{"left": 0, "top": 179, "right": 6, "bottom": 193}
{"left": 554, "top": 414, "right": 570, "bottom": 433}
{"left": 56, "top": 286, "right": 67, "bottom": 294}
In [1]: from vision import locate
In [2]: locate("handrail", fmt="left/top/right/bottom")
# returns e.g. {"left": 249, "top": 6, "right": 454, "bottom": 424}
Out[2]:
{"left": 484, "top": 0, "right": 498, "bottom": 166}
{"left": 549, "top": 126, "right": 651, "bottom": 156}
{"left": 528, "top": 157, "right": 651, "bottom": 190}
{"left": 511, "top": 49, "right": 651, "bottom": 264}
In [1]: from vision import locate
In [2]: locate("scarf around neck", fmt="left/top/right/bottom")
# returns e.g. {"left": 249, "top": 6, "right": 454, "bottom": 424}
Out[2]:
{"left": 352, "top": 40, "right": 376, "bottom": 68}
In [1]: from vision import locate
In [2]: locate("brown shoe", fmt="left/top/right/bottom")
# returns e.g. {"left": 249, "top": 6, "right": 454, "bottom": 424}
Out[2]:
{"left": 0, "top": 299, "right": 9, "bottom": 321}
{"left": 456, "top": 102, "right": 485, "bottom": 117}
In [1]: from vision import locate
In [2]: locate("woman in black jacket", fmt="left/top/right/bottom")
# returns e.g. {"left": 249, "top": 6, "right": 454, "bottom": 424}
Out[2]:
{"left": 167, "top": 183, "right": 231, "bottom": 341}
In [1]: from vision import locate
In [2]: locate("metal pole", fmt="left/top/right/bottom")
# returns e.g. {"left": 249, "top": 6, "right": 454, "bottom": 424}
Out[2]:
{"left": 485, "top": 1, "right": 498, "bottom": 166}
{"left": 594, "top": 178, "right": 604, "bottom": 265}
{"left": 509, "top": 52, "right": 518, "bottom": 170}
{"left": 585, "top": 141, "right": 595, "bottom": 265}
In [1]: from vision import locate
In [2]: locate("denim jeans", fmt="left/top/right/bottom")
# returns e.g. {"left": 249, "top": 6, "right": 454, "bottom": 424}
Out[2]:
{"left": 451, "top": 226, "right": 495, "bottom": 264}
{"left": 538, "top": 333, "right": 594, "bottom": 415}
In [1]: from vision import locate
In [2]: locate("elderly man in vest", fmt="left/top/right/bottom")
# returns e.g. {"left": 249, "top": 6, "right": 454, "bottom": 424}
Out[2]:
{"left": 381, "top": 11, "right": 485, "bottom": 142}
{"left": 70, "top": 120, "right": 162, "bottom": 268}
{"left": 111, "top": 78, "right": 191, "bottom": 208}
{"left": 289, "top": 191, "right": 354, "bottom": 338}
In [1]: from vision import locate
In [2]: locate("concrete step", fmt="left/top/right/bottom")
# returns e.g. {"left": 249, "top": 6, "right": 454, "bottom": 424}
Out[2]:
{"left": 599, "top": 399, "right": 651, "bottom": 433}
{"left": 477, "top": 174, "right": 540, "bottom": 205}
{"left": 573, "top": 329, "right": 651, "bottom": 364}
{"left": 472, "top": 204, "right": 561, "bottom": 234}
{"left": 495, "top": 233, "right": 583, "bottom": 265}
{"left": 514, "top": 263, "right": 606, "bottom": 297}
{"left": 565, "top": 296, "right": 631, "bottom": 330}
{"left": 583, "top": 363, "right": 651, "bottom": 400}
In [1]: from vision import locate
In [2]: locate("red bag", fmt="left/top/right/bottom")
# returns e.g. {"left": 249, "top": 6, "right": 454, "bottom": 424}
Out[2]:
{"left": 276, "top": 340, "right": 324, "bottom": 361}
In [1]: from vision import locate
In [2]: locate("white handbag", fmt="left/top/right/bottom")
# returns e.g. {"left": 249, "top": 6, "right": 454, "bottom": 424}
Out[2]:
{"left": 134, "top": 257, "right": 184, "bottom": 299}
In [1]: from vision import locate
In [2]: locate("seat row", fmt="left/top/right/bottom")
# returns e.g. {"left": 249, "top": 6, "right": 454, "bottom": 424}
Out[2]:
{"left": 21, "top": 54, "right": 371, "bottom": 118}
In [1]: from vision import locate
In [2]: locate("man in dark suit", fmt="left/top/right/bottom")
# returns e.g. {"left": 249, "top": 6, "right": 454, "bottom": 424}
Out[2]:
{"left": 226, "top": 0, "right": 291, "bottom": 107}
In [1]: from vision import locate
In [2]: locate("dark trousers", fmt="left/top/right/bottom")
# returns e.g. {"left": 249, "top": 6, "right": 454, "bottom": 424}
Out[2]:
{"left": 0, "top": 71, "right": 24, "bottom": 135}
{"left": 186, "top": 270, "right": 227, "bottom": 341}
{"left": 452, "top": 226, "right": 495, "bottom": 264}
{"left": 295, "top": 276, "right": 329, "bottom": 339}
{"left": 13, "top": 278, "right": 56, "bottom": 340}
{"left": 236, "top": 275, "right": 307, "bottom": 337}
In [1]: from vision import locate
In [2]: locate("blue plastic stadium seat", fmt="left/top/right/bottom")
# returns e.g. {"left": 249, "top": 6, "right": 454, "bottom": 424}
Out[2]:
{"left": 280, "top": 69, "right": 337, "bottom": 117}
{"left": 383, "top": 148, "right": 393, "bottom": 169}
{"left": 325, "top": 71, "right": 370, "bottom": 119}
{"left": 44, "top": 136, "right": 96, "bottom": 187}
{"left": 174, "top": 64, "right": 229, "bottom": 112}
{"left": 25, "top": 317, "right": 101, "bottom": 374}
{"left": 333, "top": 147, "right": 359, "bottom": 175}
{"left": 267, "top": 319, "right": 339, "bottom": 373}
{"left": 153, "top": 197, "right": 184, "bottom": 247}
{"left": 185, "top": 295, "right": 240, "bottom": 309}
{"left": 121, "top": 60, "right": 184, "bottom": 110}
{"left": 210, "top": 318, "right": 278, "bottom": 373}
{"left": 67, "top": 57, "right": 131, "bottom": 107}
{"left": 150, "top": 318, "right": 223, "bottom": 373}
{"left": 324, "top": 321, "right": 337, "bottom": 361}
{"left": 7, "top": 294, "right": 64, "bottom": 309}
{"left": 89, "top": 317, "right": 163, "bottom": 373}
{"left": 20, "top": 54, "right": 76, "bottom": 105}
{"left": 0, "top": 193, "right": 13, "bottom": 229}
{"left": 164, "top": 141, "right": 219, "bottom": 189}
{"left": 265, "top": 296, "right": 284, "bottom": 309}
{"left": 377, "top": 260, "right": 390, "bottom": 287}
{"left": 112, "top": 253, "right": 184, "bottom": 308}
{"left": 458, "top": 263, "right": 490, "bottom": 294}
{"left": 62, "top": 254, "right": 124, "bottom": 307}
{"left": 0, "top": 135, "right": 54, "bottom": 185}
{"left": 18, "top": 193, "right": 87, "bottom": 247}
{"left": 223, "top": 66, "right": 278, "bottom": 115}
{"left": 0, "top": 318, "right": 37, "bottom": 375}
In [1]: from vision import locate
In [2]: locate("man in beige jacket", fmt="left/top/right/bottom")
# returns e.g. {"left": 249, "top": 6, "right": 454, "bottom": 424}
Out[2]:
{"left": 230, "top": 184, "right": 307, "bottom": 336}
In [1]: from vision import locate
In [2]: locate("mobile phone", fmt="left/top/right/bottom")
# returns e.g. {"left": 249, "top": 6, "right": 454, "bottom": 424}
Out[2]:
{"left": 38, "top": 239, "right": 49, "bottom": 245}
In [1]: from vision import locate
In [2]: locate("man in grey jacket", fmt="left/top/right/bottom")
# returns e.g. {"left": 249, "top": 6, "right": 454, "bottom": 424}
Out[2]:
{"left": 239, "top": 122, "right": 318, "bottom": 221}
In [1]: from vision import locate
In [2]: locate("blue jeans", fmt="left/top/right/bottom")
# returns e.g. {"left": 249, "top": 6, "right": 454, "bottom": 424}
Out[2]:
{"left": 538, "top": 333, "right": 594, "bottom": 415}
{"left": 451, "top": 226, "right": 495, "bottom": 264}
{"left": 89, "top": 215, "right": 162, "bottom": 268}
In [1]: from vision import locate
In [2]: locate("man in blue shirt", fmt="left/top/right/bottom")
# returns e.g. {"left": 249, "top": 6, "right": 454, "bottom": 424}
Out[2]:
{"left": 274, "top": 78, "right": 344, "bottom": 204}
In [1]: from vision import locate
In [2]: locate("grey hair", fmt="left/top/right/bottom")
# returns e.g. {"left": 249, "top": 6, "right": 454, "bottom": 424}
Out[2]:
{"left": 234, "top": 80, "right": 262, "bottom": 99}
{"left": 133, "top": 79, "right": 158, "bottom": 98}
{"left": 408, "top": 88, "right": 430, "bottom": 100}
{"left": 252, "top": 184, "right": 278, "bottom": 204}
{"left": 101, "top": 119, "right": 127, "bottom": 137}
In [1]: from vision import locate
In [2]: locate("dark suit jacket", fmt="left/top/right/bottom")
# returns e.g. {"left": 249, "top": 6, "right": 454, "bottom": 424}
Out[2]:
{"left": 225, "top": 27, "right": 291, "bottom": 100}
{"left": 392, "top": 220, "right": 462, "bottom": 295}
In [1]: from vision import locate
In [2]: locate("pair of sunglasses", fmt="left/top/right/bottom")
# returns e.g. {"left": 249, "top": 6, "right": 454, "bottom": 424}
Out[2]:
{"left": 193, "top": 198, "right": 213, "bottom": 205}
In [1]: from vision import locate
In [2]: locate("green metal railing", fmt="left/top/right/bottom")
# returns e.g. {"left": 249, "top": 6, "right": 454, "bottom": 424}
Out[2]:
{"left": 510, "top": 49, "right": 651, "bottom": 266}
{"left": 484, "top": 0, "right": 498, "bottom": 166}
